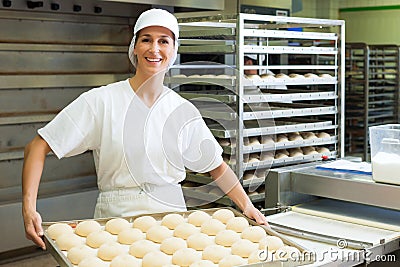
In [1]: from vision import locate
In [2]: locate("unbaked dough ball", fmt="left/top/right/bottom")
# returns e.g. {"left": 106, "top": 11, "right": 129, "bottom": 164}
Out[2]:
{"left": 67, "top": 245, "right": 96, "bottom": 265}
{"left": 276, "top": 134, "right": 288, "bottom": 143}
{"left": 161, "top": 213, "right": 185, "bottom": 230}
{"left": 189, "top": 74, "right": 201, "bottom": 78}
{"left": 259, "top": 235, "right": 285, "bottom": 251}
{"left": 301, "top": 132, "right": 317, "bottom": 140}
{"left": 260, "top": 151, "right": 274, "bottom": 161}
{"left": 75, "top": 220, "right": 102, "bottom": 237}
{"left": 288, "top": 132, "right": 303, "bottom": 141}
{"left": 186, "top": 233, "right": 213, "bottom": 251}
{"left": 261, "top": 136, "right": 275, "bottom": 145}
{"left": 215, "top": 230, "right": 240, "bottom": 247}
{"left": 319, "top": 73, "right": 333, "bottom": 78}
{"left": 260, "top": 73, "right": 275, "bottom": 80}
{"left": 174, "top": 222, "right": 200, "bottom": 239}
{"left": 218, "top": 254, "right": 247, "bottom": 267}
{"left": 241, "top": 226, "right": 267, "bottom": 242}
{"left": 78, "top": 257, "right": 107, "bottom": 267}
{"left": 97, "top": 242, "right": 125, "bottom": 261}
{"left": 86, "top": 231, "right": 114, "bottom": 248}
{"left": 248, "top": 136, "right": 260, "bottom": 146}
{"left": 317, "top": 132, "right": 331, "bottom": 138}
{"left": 317, "top": 147, "right": 331, "bottom": 153}
{"left": 172, "top": 248, "right": 202, "bottom": 267}
{"left": 105, "top": 218, "right": 130, "bottom": 235}
{"left": 212, "top": 209, "right": 235, "bottom": 224}
{"left": 160, "top": 236, "right": 187, "bottom": 255}
{"left": 56, "top": 233, "right": 84, "bottom": 251}
{"left": 302, "top": 146, "right": 317, "bottom": 155}
{"left": 128, "top": 239, "right": 158, "bottom": 258}
{"left": 304, "top": 73, "right": 318, "bottom": 78}
{"left": 275, "top": 73, "right": 289, "bottom": 79}
{"left": 133, "top": 215, "right": 157, "bottom": 233}
{"left": 275, "top": 153, "right": 288, "bottom": 159}
{"left": 247, "top": 155, "right": 260, "bottom": 163}
{"left": 188, "top": 211, "right": 211, "bottom": 227}
{"left": 146, "top": 225, "right": 172, "bottom": 243}
{"left": 226, "top": 217, "right": 249, "bottom": 233}
{"left": 275, "top": 245, "right": 301, "bottom": 260}
{"left": 189, "top": 260, "right": 216, "bottom": 267}
{"left": 47, "top": 223, "right": 73, "bottom": 240}
{"left": 231, "top": 239, "right": 258, "bottom": 257}
{"left": 247, "top": 250, "right": 274, "bottom": 263}
{"left": 201, "top": 219, "right": 226, "bottom": 236}
{"left": 110, "top": 254, "right": 141, "bottom": 267}
{"left": 142, "top": 251, "right": 172, "bottom": 267}
{"left": 202, "top": 244, "right": 230, "bottom": 264}
{"left": 117, "top": 227, "right": 145, "bottom": 245}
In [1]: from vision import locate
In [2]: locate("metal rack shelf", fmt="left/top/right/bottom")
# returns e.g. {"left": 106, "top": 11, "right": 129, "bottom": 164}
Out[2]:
{"left": 209, "top": 120, "right": 337, "bottom": 138}
{"left": 170, "top": 12, "right": 344, "bottom": 210}
{"left": 345, "top": 43, "right": 400, "bottom": 160}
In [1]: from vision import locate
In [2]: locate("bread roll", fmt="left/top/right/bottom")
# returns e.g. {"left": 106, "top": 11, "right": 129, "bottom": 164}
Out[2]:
{"left": 231, "top": 239, "right": 258, "bottom": 257}
{"left": 117, "top": 228, "right": 145, "bottom": 245}
{"left": 161, "top": 214, "right": 185, "bottom": 230}
{"left": 133, "top": 216, "right": 157, "bottom": 232}
{"left": 259, "top": 235, "right": 285, "bottom": 251}
{"left": 105, "top": 218, "right": 130, "bottom": 235}
{"left": 202, "top": 245, "right": 230, "bottom": 264}
{"left": 188, "top": 211, "right": 211, "bottom": 227}
{"left": 160, "top": 236, "right": 187, "bottom": 255}
{"left": 212, "top": 209, "right": 235, "bottom": 224}
{"left": 97, "top": 242, "right": 125, "bottom": 261}
{"left": 86, "top": 231, "right": 114, "bottom": 248}
{"left": 142, "top": 251, "right": 171, "bottom": 267}
{"left": 241, "top": 226, "right": 267, "bottom": 242}
{"left": 146, "top": 225, "right": 173, "bottom": 243}
{"left": 47, "top": 223, "right": 74, "bottom": 240}
{"left": 186, "top": 233, "right": 213, "bottom": 251}
{"left": 215, "top": 229, "right": 240, "bottom": 247}
{"left": 75, "top": 220, "right": 102, "bottom": 237}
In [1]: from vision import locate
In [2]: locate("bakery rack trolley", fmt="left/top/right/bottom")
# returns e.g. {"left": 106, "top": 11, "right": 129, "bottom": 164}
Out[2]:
{"left": 345, "top": 43, "right": 400, "bottom": 160}
{"left": 166, "top": 12, "right": 345, "bottom": 212}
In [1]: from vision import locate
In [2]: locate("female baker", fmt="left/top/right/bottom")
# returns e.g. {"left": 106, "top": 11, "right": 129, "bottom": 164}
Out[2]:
{"left": 22, "top": 8, "right": 268, "bottom": 250}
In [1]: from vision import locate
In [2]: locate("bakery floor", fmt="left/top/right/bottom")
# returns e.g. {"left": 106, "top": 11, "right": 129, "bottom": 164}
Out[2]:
{"left": 0, "top": 251, "right": 58, "bottom": 267}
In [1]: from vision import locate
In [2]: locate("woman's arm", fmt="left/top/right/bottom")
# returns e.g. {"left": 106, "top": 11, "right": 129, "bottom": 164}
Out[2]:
{"left": 209, "top": 162, "right": 268, "bottom": 225}
{"left": 22, "top": 135, "right": 52, "bottom": 249}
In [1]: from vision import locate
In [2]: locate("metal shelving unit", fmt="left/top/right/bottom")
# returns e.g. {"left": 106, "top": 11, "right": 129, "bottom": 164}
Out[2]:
{"left": 345, "top": 43, "right": 400, "bottom": 160}
{"left": 168, "top": 13, "right": 345, "bottom": 210}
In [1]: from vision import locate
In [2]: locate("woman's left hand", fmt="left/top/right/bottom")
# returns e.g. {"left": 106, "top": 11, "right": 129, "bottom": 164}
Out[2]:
{"left": 243, "top": 203, "right": 269, "bottom": 226}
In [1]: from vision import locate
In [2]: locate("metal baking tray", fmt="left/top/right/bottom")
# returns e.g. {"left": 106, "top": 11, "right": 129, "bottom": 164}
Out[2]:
{"left": 199, "top": 105, "right": 337, "bottom": 121}
{"left": 222, "top": 136, "right": 337, "bottom": 154}
{"left": 209, "top": 120, "right": 337, "bottom": 138}
{"left": 43, "top": 207, "right": 315, "bottom": 267}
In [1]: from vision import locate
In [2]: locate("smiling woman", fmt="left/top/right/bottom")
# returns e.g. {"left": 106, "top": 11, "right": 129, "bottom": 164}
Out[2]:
{"left": 22, "top": 8, "right": 268, "bottom": 251}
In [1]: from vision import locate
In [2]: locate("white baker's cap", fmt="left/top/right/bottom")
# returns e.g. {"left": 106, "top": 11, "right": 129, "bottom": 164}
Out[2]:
{"left": 128, "top": 9, "right": 179, "bottom": 71}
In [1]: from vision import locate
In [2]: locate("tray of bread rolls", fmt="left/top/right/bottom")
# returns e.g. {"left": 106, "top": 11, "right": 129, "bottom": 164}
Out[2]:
{"left": 43, "top": 207, "right": 315, "bottom": 267}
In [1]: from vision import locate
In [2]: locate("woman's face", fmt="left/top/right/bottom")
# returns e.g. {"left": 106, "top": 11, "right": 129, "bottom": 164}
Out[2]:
{"left": 134, "top": 26, "right": 175, "bottom": 76}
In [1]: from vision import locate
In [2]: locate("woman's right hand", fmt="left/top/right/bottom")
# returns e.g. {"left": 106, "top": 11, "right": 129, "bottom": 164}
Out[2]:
{"left": 23, "top": 209, "right": 46, "bottom": 250}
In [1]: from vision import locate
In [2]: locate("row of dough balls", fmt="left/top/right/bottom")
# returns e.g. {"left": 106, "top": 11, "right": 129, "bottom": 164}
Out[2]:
{"left": 172, "top": 74, "right": 233, "bottom": 79}
{"left": 47, "top": 209, "right": 298, "bottom": 266}
{"left": 217, "top": 131, "right": 331, "bottom": 147}
{"left": 225, "top": 146, "right": 331, "bottom": 164}
{"left": 246, "top": 73, "right": 333, "bottom": 80}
